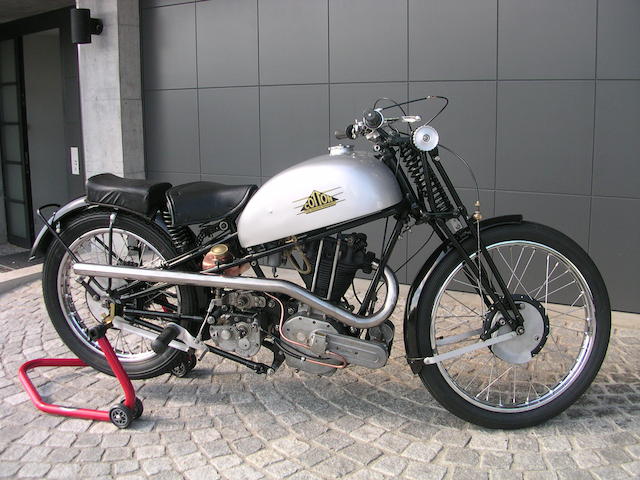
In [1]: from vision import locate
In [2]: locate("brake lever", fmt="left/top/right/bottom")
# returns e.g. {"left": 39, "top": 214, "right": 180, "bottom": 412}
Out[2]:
{"left": 383, "top": 115, "right": 421, "bottom": 124}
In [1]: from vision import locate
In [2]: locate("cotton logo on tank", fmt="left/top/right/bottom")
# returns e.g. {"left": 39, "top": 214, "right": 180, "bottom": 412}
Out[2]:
{"left": 294, "top": 188, "right": 343, "bottom": 214}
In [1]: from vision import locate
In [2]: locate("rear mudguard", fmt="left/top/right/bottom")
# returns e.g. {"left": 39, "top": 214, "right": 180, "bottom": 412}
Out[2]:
{"left": 30, "top": 197, "right": 88, "bottom": 261}
{"left": 29, "top": 198, "right": 170, "bottom": 261}
{"left": 403, "top": 214, "right": 523, "bottom": 373}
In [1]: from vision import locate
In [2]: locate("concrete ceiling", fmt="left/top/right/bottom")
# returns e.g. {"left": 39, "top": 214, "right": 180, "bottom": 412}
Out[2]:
{"left": 0, "top": 0, "right": 75, "bottom": 24}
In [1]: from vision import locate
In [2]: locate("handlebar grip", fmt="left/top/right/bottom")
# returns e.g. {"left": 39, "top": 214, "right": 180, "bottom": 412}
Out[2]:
{"left": 363, "top": 108, "right": 383, "bottom": 129}
{"left": 334, "top": 130, "right": 349, "bottom": 140}
{"left": 151, "top": 324, "right": 180, "bottom": 354}
{"left": 334, "top": 124, "right": 355, "bottom": 140}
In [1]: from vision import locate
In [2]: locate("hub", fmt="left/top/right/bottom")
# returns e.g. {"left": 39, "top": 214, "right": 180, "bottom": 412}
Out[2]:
{"left": 488, "top": 295, "right": 550, "bottom": 364}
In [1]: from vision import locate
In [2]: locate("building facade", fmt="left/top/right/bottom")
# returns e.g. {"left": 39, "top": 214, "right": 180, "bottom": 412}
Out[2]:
{"left": 0, "top": 0, "right": 639, "bottom": 312}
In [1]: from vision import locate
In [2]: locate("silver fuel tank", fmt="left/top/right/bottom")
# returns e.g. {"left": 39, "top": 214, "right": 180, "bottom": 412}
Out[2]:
{"left": 236, "top": 146, "right": 403, "bottom": 248}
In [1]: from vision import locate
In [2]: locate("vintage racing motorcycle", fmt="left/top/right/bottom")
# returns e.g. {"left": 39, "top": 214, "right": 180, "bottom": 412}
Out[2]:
{"left": 31, "top": 97, "right": 610, "bottom": 429}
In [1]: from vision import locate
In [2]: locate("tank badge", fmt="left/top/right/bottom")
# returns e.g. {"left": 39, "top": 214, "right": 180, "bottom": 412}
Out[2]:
{"left": 295, "top": 188, "right": 343, "bottom": 215}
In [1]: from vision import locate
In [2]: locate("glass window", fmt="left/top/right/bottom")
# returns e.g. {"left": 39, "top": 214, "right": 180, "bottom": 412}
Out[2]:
{"left": 1, "top": 125, "right": 21, "bottom": 163}
{"left": 5, "top": 163, "right": 24, "bottom": 201}
{"left": 7, "top": 201, "right": 27, "bottom": 239}
{"left": 0, "top": 40, "right": 16, "bottom": 83}
{"left": 1, "top": 85, "right": 19, "bottom": 123}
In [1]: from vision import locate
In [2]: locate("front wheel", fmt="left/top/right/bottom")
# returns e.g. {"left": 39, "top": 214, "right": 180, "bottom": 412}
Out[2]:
{"left": 416, "top": 221, "right": 610, "bottom": 429}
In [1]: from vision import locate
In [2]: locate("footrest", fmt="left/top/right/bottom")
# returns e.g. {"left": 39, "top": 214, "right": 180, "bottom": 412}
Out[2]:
{"left": 18, "top": 334, "right": 143, "bottom": 429}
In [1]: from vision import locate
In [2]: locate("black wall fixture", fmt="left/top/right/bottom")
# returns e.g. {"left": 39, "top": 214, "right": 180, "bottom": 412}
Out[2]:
{"left": 70, "top": 8, "right": 103, "bottom": 44}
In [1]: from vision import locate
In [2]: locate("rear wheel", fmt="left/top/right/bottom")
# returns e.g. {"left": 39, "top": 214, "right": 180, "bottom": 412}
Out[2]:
{"left": 416, "top": 222, "right": 610, "bottom": 429}
{"left": 42, "top": 210, "right": 198, "bottom": 379}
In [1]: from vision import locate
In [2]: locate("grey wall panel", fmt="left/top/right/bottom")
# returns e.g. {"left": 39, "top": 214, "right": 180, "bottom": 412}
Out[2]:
{"left": 199, "top": 87, "right": 260, "bottom": 176}
{"left": 141, "top": 0, "right": 192, "bottom": 8}
{"left": 201, "top": 174, "right": 260, "bottom": 187}
{"left": 409, "top": 0, "right": 497, "bottom": 81}
{"left": 329, "top": 82, "right": 407, "bottom": 151}
{"left": 148, "top": 170, "right": 201, "bottom": 185}
{"left": 196, "top": 0, "right": 258, "bottom": 88}
{"left": 495, "top": 191, "right": 590, "bottom": 250}
{"left": 260, "top": 84, "right": 329, "bottom": 177}
{"left": 144, "top": 89, "right": 199, "bottom": 173}
{"left": 259, "top": 0, "right": 328, "bottom": 85}
{"left": 409, "top": 81, "right": 496, "bottom": 189}
{"left": 498, "top": 0, "right": 596, "bottom": 79}
{"left": 589, "top": 197, "right": 640, "bottom": 312}
{"left": 405, "top": 223, "right": 441, "bottom": 285}
{"left": 139, "top": 0, "right": 640, "bottom": 310}
{"left": 329, "top": 0, "right": 407, "bottom": 83}
{"left": 141, "top": 3, "right": 196, "bottom": 90}
{"left": 593, "top": 80, "right": 640, "bottom": 199}
{"left": 597, "top": 0, "right": 640, "bottom": 79}
{"left": 496, "top": 81, "right": 594, "bottom": 195}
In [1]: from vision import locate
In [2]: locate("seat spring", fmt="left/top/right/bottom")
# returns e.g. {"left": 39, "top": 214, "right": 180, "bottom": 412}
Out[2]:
{"left": 162, "top": 209, "right": 192, "bottom": 253}
{"left": 399, "top": 145, "right": 452, "bottom": 214}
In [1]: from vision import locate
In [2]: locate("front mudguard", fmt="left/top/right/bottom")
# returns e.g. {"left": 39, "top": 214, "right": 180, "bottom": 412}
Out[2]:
{"left": 403, "top": 214, "right": 523, "bottom": 373}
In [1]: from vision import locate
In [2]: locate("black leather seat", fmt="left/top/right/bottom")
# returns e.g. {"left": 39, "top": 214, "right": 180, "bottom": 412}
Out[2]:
{"left": 86, "top": 173, "right": 172, "bottom": 217}
{"left": 165, "top": 181, "right": 257, "bottom": 227}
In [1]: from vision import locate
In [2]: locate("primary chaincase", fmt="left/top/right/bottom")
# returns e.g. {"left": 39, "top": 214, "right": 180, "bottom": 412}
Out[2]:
{"left": 281, "top": 311, "right": 390, "bottom": 375}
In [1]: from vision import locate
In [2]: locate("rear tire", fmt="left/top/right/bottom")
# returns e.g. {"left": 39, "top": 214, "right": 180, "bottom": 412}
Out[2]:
{"left": 415, "top": 222, "right": 610, "bottom": 429}
{"left": 42, "top": 210, "right": 198, "bottom": 379}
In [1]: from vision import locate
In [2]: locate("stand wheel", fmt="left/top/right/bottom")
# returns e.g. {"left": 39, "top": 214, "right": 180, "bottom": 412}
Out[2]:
{"left": 109, "top": 403, "right": 133, "bottom": 429}
{"left": 171, "top": 353, "right": 197, "bottom": 378}
{"left": 120, "top": 397, "right": 144, "bottom": 419}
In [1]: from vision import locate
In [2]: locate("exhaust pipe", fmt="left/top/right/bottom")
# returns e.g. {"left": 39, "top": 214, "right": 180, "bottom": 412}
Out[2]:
{"left": 72, "top": 263, "right": 399, "bottom": 329}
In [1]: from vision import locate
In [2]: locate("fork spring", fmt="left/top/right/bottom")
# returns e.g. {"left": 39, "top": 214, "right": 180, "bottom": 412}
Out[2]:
{"left": 399, "top": 144, "right": 453, "bottom": 214}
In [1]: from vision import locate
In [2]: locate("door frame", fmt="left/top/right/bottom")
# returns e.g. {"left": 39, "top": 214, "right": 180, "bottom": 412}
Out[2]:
{"left": 0, "top": 7, "right": 74, "bottom": 247}
{"left": 0, "top": 37, "right": 33, "bottom": 248}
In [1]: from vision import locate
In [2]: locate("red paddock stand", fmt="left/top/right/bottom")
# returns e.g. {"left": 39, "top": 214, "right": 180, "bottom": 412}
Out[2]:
{"left": 18, "top": 324, "right": 143, "bottom": 429}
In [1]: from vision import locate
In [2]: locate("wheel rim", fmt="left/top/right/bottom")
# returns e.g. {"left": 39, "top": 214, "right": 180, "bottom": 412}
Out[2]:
{"left": 56, "top": 227, "right": 181, "bottom": 362}
{"left": 430, "top": 240, "right": 596, "bottom": 413}
{"left": 110, "top": 407, "right": 129, "bottom": 427}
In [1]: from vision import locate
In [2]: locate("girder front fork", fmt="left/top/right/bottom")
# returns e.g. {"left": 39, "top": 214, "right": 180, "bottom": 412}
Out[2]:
{"left": 435, "top": 217, "right": 526, "bottom": 338}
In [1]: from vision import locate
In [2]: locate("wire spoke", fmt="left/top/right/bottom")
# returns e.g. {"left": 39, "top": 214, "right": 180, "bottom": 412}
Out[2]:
{"left": 443, "top": 291, "right": 482, "bottom": 317}
{"left": 59, "top": 227, "right": 180, "bottom": 363}
{"left": 496, "top": 248, "right": 532, "bottom": 295}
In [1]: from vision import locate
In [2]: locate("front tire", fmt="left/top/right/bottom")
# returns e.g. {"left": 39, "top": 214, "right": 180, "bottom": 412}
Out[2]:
{"left": 415, "top": 222, "right": 610, "bottom": 429}
{"left": 42, "top": 210, "right": 198, "bottom": 379}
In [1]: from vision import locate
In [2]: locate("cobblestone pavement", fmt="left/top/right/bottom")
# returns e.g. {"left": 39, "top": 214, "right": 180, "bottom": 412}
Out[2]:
{"left": 1, "top": 280, "right": 639, "bottom": 480}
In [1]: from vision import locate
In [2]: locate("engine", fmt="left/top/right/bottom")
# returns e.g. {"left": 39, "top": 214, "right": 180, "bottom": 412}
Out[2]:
{"left": 199, "top": 232, "right": 391, "bottom": 372}
{"left": 299, "top": 232, "right": 374, "bottom": 302}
